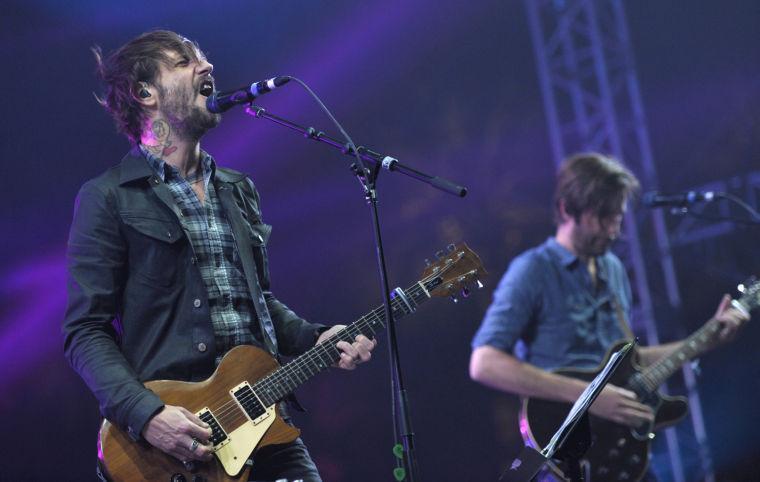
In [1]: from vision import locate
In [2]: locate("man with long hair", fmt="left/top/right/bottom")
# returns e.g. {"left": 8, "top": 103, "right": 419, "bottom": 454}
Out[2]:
{"left": 63, "top": 30, "right": 375, "bottom": 481}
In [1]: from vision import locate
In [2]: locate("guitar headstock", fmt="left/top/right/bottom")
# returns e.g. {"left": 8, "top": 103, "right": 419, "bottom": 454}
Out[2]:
{"left": 735, "top": 277, "right": 760, "bottom": 314}
{"left": 420, "top": 243, "right": 487, "bottom": 301}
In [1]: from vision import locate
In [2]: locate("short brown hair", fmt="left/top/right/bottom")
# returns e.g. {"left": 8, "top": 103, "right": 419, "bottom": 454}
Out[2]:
{"left": 92, "top": 30, "right": 203, "bottom": 143}
{"left": 554, "top": 153, "right": 640, "bottom": 223}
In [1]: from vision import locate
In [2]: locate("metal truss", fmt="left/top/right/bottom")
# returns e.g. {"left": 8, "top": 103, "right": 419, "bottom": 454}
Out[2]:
{"left": 522, "top": 0, "right": 714, "bottom": 480}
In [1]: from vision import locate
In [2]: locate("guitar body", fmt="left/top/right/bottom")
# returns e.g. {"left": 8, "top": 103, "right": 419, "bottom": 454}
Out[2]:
{"left": 99, "top": 345, "right": 299, "bottom": 482}
{"left": 96, "top": 243, "right": 488, "bottom": 482}
{"left": 520, "top": 341, "right": 689, "bottom": 482}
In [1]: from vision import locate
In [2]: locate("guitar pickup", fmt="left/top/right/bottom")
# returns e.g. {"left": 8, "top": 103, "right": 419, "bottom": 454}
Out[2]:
{"left": 196, "top": 407, "right": 230, "bottom": 449}
{"left": 231, "top": 382, "right": 270, "bottom": 425}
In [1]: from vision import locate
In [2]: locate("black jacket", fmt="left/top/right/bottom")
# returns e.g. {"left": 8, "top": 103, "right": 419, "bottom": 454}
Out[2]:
{"left": 63, "top": 147, "right": 324, "bottom": 441}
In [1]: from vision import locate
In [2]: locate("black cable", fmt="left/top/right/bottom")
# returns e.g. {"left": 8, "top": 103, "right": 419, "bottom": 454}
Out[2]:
{"left": 282, "top": 77, "right": 369, "bottom": 183}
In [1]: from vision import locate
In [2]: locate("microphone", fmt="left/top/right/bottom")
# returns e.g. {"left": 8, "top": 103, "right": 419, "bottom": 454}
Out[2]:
{"left": 641, "top": 190, "right": 716, "bottom": 208}
{"left": 206, "top": 76, "right": 290, "bottom": 113}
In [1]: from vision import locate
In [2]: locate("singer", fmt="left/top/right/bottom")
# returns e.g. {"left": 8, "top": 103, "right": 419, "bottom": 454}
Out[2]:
{"left": 62, "top": 30, "right": 376, "bottom": 482}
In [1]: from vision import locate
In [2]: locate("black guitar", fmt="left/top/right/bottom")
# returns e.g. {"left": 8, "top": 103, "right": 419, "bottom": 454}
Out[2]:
{"left": 520, "top": 280, "right": 759, "bottom": 482}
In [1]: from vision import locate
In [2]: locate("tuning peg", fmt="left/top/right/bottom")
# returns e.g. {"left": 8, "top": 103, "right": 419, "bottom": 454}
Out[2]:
{"left": 447, "top": 243, "right": 456, "bottom": 253}
{"left": 435, "top": 250, "right": 445, "bottom": 260}
{"left": 424, "top": 258, "right": 432, "bottom": 267}
{"left": 461, "top": 287, "right": 471, "bottom": 298}
{"left": 738, "top": 276, "right": 757, "bottom": 294}
{"left": 477, "top": 280, "right": 484, "bottom": 289}
{"left": 450, "top": 295, "right": 459, "bottom": 303}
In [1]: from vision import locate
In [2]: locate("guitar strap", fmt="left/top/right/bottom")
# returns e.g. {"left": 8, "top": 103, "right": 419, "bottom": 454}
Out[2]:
{"left": 611, "top": 294, "right": 636, "bottom": 341}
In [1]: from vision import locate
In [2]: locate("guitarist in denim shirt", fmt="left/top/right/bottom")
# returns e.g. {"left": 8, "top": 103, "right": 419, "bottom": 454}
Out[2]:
{"left": 469, "top": 153, "right": 748, "bottom": 480}
{"left": 63, "top": 30, "right": 375, "bottom": 482}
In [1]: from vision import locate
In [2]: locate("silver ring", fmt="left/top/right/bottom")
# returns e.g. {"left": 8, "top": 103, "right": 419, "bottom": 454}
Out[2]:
{"left": 189, "top": 439, "right": 199, "bottom": 452}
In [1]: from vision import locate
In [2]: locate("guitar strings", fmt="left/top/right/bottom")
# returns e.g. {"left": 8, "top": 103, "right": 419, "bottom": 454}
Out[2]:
{"left": 208, "top": 291, "right": 413, "bottom": 424}
{"left": 205, "top": 282, "right": 426, "bottom": 425}
{"left": 208, "top": 306, "right": 391, "bottom": 427}
{"left": 637, "top": 320, "right": 722, "bottom": 392}
{"left": 209, "top": 260, "right": 461, "bottom": 423}
{"left": 201, "top": 261, "right": 467, "bottom": 432}
{"left": 213, "top": 258, "right": 468, "bottom": 419}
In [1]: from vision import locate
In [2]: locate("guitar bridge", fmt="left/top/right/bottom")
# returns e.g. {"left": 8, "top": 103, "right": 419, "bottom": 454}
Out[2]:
{"left": 196, "top": 407, "right": 230, "bottom": 449}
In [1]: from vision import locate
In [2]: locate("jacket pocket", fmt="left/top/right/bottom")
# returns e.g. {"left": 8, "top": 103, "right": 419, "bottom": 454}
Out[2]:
{"left": 121, "top": 211, "right": 185, "bottom": 287}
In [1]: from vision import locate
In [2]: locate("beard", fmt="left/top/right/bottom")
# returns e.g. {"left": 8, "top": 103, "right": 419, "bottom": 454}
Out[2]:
{"left": 572, "top": 229, "right": 613, "bottom": 259}
{"left": 158, "top": 83, "right": 221, "bottom": 141}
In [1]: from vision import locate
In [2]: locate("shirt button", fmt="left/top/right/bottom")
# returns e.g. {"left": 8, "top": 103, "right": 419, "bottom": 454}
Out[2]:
{"left": 167, "top": 231, "right": 172, "bottom": 238}
{"left": 197, "top": 342, "right": 207, "bottom": 352}
{"left": 193, "top": 298, "right": 202, "bottom": 308}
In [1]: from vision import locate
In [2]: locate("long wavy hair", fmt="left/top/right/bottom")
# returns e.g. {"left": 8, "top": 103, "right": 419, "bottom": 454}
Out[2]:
{"left": 92, "top": 30, "right": 201, "bottom": 144}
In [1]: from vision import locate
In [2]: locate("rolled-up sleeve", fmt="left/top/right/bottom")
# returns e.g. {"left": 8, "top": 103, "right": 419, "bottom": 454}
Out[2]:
{"left": 471, "top": 253, "right": 541, "bottom": 354}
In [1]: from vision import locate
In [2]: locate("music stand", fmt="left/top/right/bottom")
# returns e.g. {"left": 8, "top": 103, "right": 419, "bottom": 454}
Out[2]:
{"left": 499, "top": 340, "right": 637, "bottom": 482}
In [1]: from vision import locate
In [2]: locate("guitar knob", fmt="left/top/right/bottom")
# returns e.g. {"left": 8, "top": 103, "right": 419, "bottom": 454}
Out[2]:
{"left": 170, "top": 475, "right": 187, "bottom": 482}
{"left": 616, "top": 437, "right": 627, "bottom": 447}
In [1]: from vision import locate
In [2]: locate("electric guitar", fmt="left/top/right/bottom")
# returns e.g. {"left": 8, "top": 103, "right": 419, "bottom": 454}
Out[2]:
{"left": 520, "top": 280, "right": 759, "bottom": 482}
{"left": 98, "top": 243, "right": 486, "bottom": 482}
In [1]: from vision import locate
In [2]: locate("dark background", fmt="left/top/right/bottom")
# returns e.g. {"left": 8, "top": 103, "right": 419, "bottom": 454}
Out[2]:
{"left": 1, "top": 1, "right": 758, "bottom": 480}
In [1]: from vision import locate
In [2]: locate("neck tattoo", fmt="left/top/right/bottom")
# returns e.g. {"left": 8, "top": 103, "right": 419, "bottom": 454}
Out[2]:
{"left": 145, "top": 119, "right": 178, "bottom": 158}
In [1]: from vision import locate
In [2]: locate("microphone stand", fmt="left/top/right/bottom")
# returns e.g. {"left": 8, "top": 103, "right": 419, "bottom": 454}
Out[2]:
{"left": 244, "top": 104, "right": 467, "bottom": 481}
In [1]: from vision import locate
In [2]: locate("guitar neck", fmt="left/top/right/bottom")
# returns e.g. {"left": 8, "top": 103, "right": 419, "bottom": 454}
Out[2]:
{"left": 251, "top": 280, "right": 437, "bottom": 407}
{"left": 639, "top": 317, "right": 722, "bottom": 389}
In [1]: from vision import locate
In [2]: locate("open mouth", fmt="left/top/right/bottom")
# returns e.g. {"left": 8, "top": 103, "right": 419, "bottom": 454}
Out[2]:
{"left": 199, "top": 79, "right": 214, "bottom": 97}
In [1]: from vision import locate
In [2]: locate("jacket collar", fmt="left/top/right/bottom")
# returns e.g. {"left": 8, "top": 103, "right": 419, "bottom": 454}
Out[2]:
{"left": 118, "top": 145, "right": 247, "bottom": 186}
{"left": 118, "top": 145, "right": 155, "bottom": 185}
{"left": 214, "top": 167, "right": 246, "bottom": 184}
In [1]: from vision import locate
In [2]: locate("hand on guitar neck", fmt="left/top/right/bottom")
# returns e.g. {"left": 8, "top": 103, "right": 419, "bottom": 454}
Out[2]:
{"left": 710, "top": 293, "right": 749, "bottom": 346}
{"left": 316, "top": 324, "right": 377, "bottom": 370}
{"left": 588, "top": 292, "right": 749, "bottom": 428}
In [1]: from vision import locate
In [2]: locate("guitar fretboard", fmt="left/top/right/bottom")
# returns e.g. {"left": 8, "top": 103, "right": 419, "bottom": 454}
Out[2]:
{"left": 638, "top": 318, "right": 722, "bottom": 392}
{"left": 252, "top": 278, "right": 439, "bottom": 407}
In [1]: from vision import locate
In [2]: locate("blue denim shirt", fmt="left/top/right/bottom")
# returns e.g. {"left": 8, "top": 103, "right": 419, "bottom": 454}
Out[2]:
{"left": 472, "top": 237, "right": 631, "bottom": 370}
